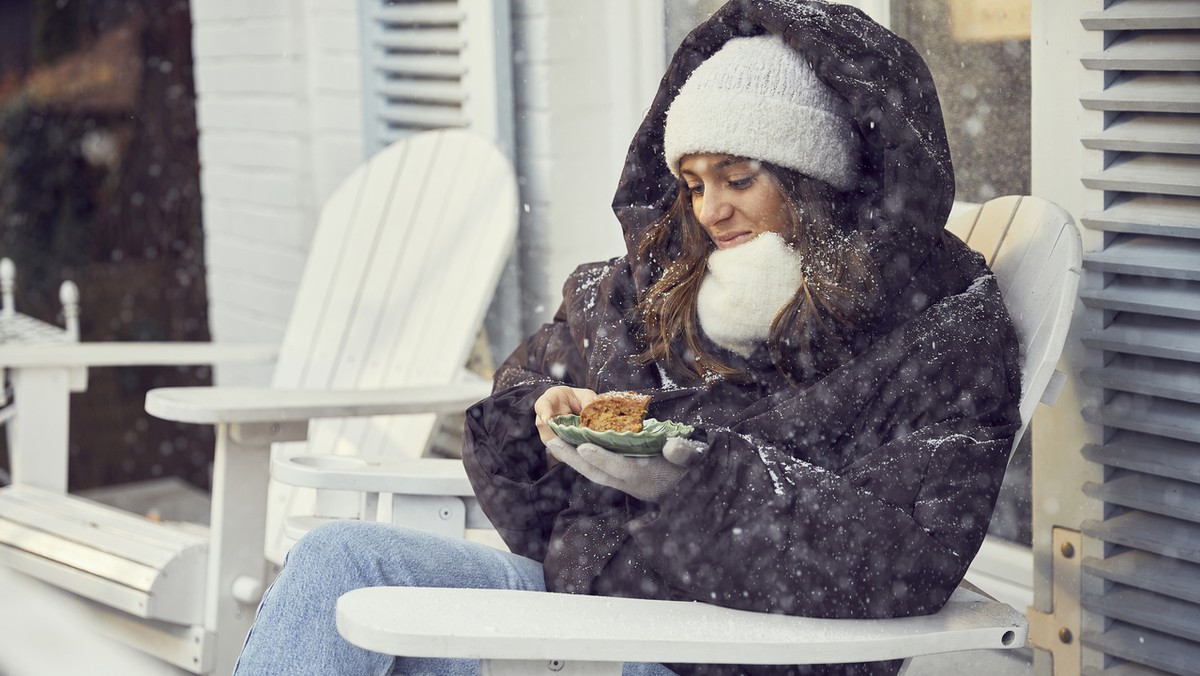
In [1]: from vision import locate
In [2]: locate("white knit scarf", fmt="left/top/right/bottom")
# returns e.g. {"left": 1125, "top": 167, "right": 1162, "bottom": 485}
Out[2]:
{"left": 696, "top": 232, "right": 804, "bottom": 356}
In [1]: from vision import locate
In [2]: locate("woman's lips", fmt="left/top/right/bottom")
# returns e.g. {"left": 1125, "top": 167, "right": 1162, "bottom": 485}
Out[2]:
{"left": 714, "top": 231, "right": 754, "bottom": 249}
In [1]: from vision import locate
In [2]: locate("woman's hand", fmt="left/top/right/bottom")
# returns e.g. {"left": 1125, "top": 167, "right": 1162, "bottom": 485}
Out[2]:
{"left": 544, "top": 437, "right": 708, "bottom": 501}
{"left": 534, "top": 386, "right": 597, "bottom": 444}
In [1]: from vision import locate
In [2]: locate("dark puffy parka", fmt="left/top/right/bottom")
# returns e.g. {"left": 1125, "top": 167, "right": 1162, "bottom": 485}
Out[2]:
{"left": 463, "top": 2, "right": 1022, "bottom": 674}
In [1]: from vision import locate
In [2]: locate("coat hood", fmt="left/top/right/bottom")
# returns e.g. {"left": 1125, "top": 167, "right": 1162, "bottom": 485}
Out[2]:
{"left": 613, "top": 0, "right": 955, "bottom": 329}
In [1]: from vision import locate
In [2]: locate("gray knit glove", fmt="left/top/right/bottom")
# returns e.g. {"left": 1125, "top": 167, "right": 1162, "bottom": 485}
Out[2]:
{"left": 546, "top": 437, "right": 707, "bottom": 501}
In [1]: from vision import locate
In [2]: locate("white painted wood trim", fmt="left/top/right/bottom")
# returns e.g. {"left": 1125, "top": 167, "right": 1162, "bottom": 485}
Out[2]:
{"left": 460, "top": 0, "right": 515, "bottom": 159}
{"left": 605, "top": 0, "right": 665, "bottom": 160}
{"left": 1029, "top": 4, "right": 1109, "bottom": 674}
{"left": 966, "top": 537, "right": 1035, "bottom": 613}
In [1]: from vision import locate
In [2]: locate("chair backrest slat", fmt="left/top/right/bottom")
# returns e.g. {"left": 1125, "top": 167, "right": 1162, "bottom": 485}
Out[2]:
{"left": 267, "top": 130, "right": 515, "bottom": 461}
{"left": 946, "top": 196, "right": 1082, "bottom": 454}
{"left": 272, "top": 158, "right": 374, "bottom": 389}
{"left": 310, "top": 133, "right": 457, "bottom": 456}
{"left": 261, "top": 131, "right": 517, "bottom": 558}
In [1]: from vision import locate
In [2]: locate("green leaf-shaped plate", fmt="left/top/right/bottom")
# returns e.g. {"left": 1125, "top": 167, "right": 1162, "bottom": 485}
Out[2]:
{"left": 548, "top": 415, "right": 694, "bottom": 456}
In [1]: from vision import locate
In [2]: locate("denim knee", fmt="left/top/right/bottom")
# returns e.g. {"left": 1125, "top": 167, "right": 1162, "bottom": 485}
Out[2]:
{"left": 286, "top": 520, "right": 392, "bottom": 568}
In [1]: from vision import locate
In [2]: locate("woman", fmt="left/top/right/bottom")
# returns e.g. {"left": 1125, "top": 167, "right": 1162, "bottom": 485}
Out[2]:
{"left": 235, "top": 2, "right": 1021, "bottom": 675}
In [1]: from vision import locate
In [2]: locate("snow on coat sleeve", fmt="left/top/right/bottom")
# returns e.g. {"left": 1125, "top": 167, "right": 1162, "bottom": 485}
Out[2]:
{"left": 627, "top": 423, "right": 1012, "bottom": 619}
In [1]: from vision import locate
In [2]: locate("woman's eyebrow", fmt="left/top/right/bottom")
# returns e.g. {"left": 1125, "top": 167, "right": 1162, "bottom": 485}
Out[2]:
{"left": 682, "top": 158, "right": 750, "bottom": 176}
{"left": 680, "top": 156, "right": 755, "bottom": 178}
{"left": 716, "top": 157, "right": 751, "bottom": 170}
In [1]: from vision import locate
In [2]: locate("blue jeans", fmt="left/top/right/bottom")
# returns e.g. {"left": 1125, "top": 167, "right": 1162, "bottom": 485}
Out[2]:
{"left": 234, "top": 521, "right": 678, "bottom": 675}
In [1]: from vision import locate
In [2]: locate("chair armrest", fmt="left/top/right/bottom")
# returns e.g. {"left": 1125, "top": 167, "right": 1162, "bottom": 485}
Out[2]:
{"left": 145, "top": 382, "right": 493, "bottom": 425}
{"left": 0, "top": 342, "right": 277, "bottom": 368}
{"left": 271, "top": 455, "right": 474, "bottom": 496}
{"left": 336, "top": 586, "right": 1027, "bottom": 666}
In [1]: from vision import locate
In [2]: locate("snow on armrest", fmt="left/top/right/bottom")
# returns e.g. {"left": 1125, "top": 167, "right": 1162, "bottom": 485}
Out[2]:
{"left": 336, "top": 586, "right": 1027, "bottom": 666}
{"left": 145, "top": 382, "right": 492, "bottom": 425}
{"left": 0, "top": 342, "right": 277, "bottom": 368}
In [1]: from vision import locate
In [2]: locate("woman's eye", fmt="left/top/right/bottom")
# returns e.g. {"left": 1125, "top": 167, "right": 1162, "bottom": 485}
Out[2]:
{"left": 729, "top": 176, "right": 754, "bottom": 189}
{"left": 687, "top": 184, "right": 704, "bottom": 196}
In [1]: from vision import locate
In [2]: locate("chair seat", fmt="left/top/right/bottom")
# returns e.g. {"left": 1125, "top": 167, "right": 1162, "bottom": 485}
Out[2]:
{"left": 0, "top": 484, "right": 207, "bottom": 626}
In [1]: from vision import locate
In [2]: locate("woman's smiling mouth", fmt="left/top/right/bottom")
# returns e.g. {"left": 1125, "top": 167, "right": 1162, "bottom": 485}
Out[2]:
{"left": 713, "top": 230, "right": 756, "bottom": 249}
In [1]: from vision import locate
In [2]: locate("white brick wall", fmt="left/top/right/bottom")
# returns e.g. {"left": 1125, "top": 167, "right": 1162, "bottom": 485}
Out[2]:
{"left": 189, "top": 0, "right": 364, "bottom": 385}
{"left": 511, "top": 0, "right": 663, "bottom": 332}
{"left": 189, "top": 0, "right": 665, "bottom": 373}
{"left": 303, "top": 2, "right": 365, "bottom": 200}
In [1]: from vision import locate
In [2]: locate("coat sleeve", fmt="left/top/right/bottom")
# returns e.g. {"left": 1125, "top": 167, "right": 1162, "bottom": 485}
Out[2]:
{"left": 621, "top": 420, "right": 1013, "bottom": 619}
{"left": 462, "top": 274, "right": 594, "bottom": 561}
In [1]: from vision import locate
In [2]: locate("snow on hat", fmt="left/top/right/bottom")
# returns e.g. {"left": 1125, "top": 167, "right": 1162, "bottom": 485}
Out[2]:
{"left": 663, "top": 34, "right": 861, "bottom": 190}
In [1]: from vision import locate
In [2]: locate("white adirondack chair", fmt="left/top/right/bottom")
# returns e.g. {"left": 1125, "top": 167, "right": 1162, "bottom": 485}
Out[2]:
{"left": 0, "top": 128, "right": 518, "bottom": 675}
{"left": 331, "top": 195, "right": 1083, "bottom": 674}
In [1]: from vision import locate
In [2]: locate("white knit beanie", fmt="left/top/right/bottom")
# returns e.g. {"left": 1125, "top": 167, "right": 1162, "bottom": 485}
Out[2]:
{"left": 663, "top": 34, "right": 861, "bottom": 191}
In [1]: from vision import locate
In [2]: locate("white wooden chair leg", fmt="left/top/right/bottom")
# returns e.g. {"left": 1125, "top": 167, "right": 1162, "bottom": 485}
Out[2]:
{"left": 207, "top": 421, "right": 306, "bottom": 675}
{"left": 8, "top": 367, "right": 72, "bottom": 492}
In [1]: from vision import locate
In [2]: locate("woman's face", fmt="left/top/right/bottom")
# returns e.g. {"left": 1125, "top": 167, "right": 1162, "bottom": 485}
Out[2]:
{"left": 679, "top": 153, "right": 792, "bottom": 250}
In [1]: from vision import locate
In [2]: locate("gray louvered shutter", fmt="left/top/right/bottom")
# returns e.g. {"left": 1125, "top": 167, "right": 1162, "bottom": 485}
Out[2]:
{"left": 1077, "top": 2, "right": 1200, "bottom": 674}
{"left": 359, "top": 0, "right": 514, "bottom": 157}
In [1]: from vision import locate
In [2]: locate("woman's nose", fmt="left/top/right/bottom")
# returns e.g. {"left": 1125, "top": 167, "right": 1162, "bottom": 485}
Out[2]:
{"left": 696, "top": 189, "right": 731, "bottom": 227}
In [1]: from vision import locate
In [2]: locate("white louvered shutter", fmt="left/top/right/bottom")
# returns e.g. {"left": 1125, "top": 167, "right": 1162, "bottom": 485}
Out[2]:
{"left": 358, "top": 0, "right": 514, "bottom": 157}
{"left": 1077, "top": 2, "right": 1200, "bottom": 673}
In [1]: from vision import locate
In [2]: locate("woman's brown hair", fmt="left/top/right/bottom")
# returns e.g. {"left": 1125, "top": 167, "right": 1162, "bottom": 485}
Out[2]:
{"left": 635, "top": 160, "right": 878, "bottom": 382}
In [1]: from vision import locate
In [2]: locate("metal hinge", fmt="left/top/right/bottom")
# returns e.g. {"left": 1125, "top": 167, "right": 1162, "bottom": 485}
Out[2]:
{"left": 1028, "top": 527, "right": 1082, "bottom": 675}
